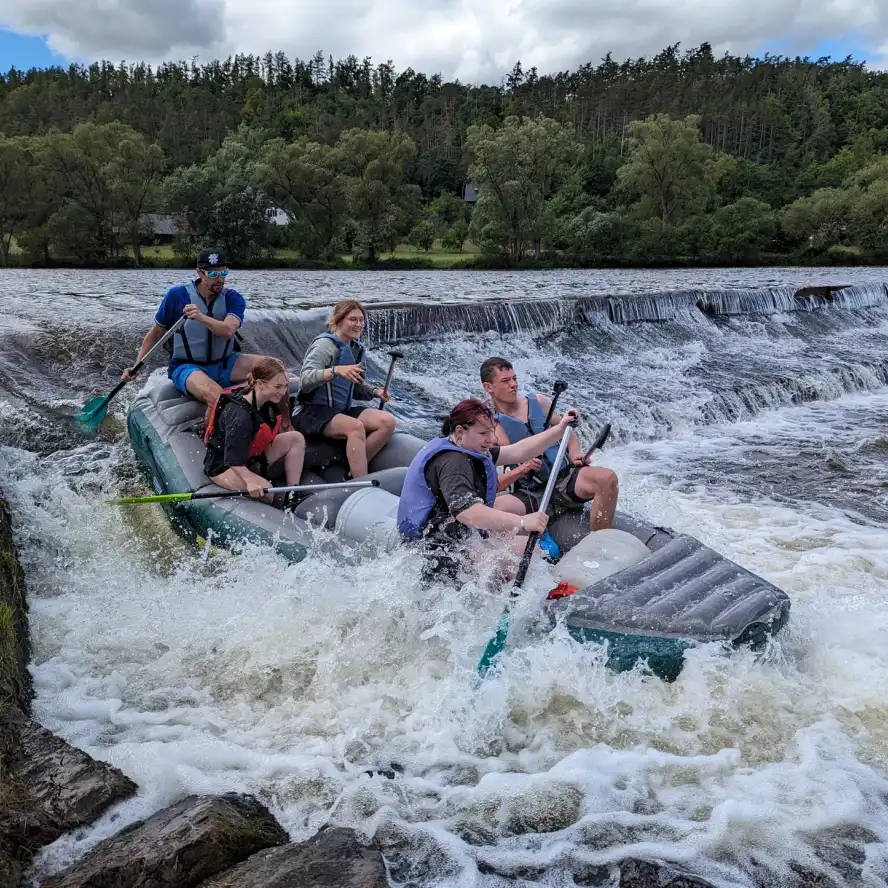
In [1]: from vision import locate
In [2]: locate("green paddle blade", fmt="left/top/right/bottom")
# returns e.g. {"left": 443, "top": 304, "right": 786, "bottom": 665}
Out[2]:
{"left": 477, "top": 612, "right": 511, "bottom": 675}
{"left": 106, "top": 492, "right": 193, "bottom": 505}
{"left": 75, "top": 395, "right": 111, "bottom": 432}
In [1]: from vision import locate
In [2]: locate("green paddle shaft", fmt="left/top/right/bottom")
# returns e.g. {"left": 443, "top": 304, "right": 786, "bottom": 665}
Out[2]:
{"left": 107, "top": 478, "right": 379, "bottom": 506}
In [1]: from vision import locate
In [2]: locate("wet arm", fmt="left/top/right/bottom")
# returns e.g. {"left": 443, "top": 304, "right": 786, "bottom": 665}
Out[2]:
{"left": 132, "top": 324, "right": 166, "bottom": 365}
{"left": 497, "top": 423, "right": 565, "bottom": 466}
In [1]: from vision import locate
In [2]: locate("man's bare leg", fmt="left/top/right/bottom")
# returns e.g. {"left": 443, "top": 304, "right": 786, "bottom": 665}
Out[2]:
{"left": 573, "top": 466, "right": 619, "bottom": 530}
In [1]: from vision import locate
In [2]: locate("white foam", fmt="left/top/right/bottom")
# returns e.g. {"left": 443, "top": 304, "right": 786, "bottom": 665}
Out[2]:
{"left": 4, "top": 363, "right": 888, "bottom": 886}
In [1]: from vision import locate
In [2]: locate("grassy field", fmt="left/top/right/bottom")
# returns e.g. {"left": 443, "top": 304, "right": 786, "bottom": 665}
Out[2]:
{"left": 137, "top": 239, "right": 481, "bottom": 266}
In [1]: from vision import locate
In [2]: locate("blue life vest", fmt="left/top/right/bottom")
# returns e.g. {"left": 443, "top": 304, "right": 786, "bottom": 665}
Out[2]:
{"left": 308, "top": 333, "right": 364, "bottom": 411}
{"left": 171, "top": 281, "right": 236, "bottom": 366}
{"left": 397, "top": 437, "right": 498, "bottom": 540}
{"left": 494, "top": 393, "right": 567, "bottom": 488}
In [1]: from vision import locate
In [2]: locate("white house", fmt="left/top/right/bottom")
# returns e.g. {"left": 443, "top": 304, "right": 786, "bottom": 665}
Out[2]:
{"left": 265, "top": 207, "right": 292, "bottom": 226}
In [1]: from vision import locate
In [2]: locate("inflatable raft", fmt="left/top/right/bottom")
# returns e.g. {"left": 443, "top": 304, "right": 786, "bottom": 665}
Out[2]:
{"left": 126, "top": 374, "right": 790, "bottom": 680}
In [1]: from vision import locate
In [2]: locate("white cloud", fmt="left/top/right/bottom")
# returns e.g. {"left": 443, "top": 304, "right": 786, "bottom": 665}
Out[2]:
{"left": 0, "top": 0, "right": 887, "bottom": 82}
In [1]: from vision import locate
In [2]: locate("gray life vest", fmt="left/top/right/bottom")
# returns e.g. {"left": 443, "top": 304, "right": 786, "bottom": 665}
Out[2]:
{"left": 170, "top": 281, "right": 236, "bottom": 366}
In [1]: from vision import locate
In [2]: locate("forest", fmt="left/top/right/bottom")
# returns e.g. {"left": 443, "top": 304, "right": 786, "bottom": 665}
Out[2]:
{"left": 1, "top": 42, "right": 887, "bottom": 268}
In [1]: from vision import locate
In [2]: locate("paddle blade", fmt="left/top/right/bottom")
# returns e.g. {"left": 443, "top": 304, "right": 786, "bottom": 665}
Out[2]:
{"left": 477, "top": 612, "right": 511, "bottom": 675}
{"left": 75, "top": 395, "right": 111, "bottom": 432}
{"left": 106, "top": 492, "right": 193, "bottom": 505}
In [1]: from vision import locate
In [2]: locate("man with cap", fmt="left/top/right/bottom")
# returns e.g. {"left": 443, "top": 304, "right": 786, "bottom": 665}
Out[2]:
{"left": 122, "top": 247, "right": 276, "bottom": 420}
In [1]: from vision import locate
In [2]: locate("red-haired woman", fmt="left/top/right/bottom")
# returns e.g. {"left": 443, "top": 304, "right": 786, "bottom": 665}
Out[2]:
{"left": 293, "top": 300, "right": 396, "bottom": 478}
{"left": 396, "top": 398, "right": 580, "bottom": 578}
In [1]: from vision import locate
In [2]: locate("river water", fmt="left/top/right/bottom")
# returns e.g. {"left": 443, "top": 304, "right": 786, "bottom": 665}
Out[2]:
{"left": 2, "top": 267, "right": 888, "bottom": 886}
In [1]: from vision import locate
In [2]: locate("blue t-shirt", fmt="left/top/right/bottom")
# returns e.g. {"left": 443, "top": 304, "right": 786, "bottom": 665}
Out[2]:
{"left": 155, "top": 282, "right": 246, "bottom": 371}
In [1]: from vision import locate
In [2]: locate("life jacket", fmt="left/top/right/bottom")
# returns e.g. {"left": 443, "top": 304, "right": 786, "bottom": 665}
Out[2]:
{"left": 494, "top": 393, "right": 567, "bottom": 488}
{"left": 300, "top": 333, "right": 364, "bottom": 411}
{"left": 397, "top": 437, "right": 498, "bottom": 540}
{"left": 171, "top": 281, "right": 236, "bottom": 366}
{"left": 203, "top": 386, "right": 281, "bottom": 460}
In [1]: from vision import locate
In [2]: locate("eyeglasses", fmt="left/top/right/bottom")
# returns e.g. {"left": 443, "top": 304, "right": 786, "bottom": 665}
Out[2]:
{"left": 201, "top": 268, "right": 229, "bottom": 278}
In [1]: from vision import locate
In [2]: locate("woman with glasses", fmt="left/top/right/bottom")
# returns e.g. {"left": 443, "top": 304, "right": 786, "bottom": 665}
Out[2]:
{"left": 121, "top": 247, "right": 279, "bottom": 421}
{"left": 397, "top": 398, "right": 579, "bottom": 580}
{"left": 293, "top": 299, "right": 396, "bottom": 478}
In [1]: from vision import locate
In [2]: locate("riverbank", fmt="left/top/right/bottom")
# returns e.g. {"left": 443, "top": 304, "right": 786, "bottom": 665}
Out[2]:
{"left": 3, "top": 246, "right": 888, "bottom": 271}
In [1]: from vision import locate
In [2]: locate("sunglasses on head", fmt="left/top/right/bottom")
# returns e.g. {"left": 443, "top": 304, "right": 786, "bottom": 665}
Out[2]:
{"left": 201, "top": 267, "right": 228, "bottom": 278}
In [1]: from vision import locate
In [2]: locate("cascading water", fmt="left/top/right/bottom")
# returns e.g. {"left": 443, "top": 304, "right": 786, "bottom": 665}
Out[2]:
{"left": 2, "top": 268, "right": 888, "bottom": 887}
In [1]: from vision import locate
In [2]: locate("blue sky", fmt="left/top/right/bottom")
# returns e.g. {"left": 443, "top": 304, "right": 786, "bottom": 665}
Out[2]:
{"left": 0, "top": 28, "right": 66, "bottom": 71}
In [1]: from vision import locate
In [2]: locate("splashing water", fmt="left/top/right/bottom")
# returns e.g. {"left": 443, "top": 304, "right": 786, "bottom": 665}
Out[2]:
{"left": 1, "top": 269, "right": 887, "bottom": 886}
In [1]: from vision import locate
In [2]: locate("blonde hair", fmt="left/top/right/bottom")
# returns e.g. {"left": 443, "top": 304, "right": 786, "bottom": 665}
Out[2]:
{"left": 328, "top": 299, "right": 367, "bottom": 332}
{"left": 246, "top": 356, "right": 288, "bottom": 390}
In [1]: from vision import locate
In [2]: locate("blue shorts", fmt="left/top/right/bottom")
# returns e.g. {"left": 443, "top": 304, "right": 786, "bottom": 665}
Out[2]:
{"left": 170, "top": 354, "right": 239, "bottom": 395}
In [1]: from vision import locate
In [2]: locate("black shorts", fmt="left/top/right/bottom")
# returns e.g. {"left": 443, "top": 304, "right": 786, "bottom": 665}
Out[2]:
{"left": 291, "top": 404, "right": 367, "bottom": 437}
{"left": 512, "top": 467, "right": 585, "bottom": 514}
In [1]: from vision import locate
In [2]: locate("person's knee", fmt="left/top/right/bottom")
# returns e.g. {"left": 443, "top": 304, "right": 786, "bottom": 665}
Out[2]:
{"left": 346, "top": 420, "right": 366, "bottom": 440}
{"left": 578, "top": 467, "right": 618, "bottom": 498}
{"left": 186, "top": 375, "right": 221, "bottom": 405}
{"left": 280, "top": 431, "right": 305, "bottom": 452}
{"left": 380, "top": 412, "right": 396, "bottom": 433}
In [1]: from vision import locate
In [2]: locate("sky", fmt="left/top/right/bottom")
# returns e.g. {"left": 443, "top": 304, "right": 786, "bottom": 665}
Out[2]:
{"left": 0, "top": 0, "right": 886, "bottom": 83}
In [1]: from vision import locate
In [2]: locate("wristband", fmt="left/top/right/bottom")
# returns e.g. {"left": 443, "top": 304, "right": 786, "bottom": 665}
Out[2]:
{"left": 519, "top": 517, "right": 525, "bottom": 532}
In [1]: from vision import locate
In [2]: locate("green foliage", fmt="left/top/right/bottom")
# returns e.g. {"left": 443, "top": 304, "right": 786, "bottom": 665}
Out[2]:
{"left": 441, "top": 218, "right": 469, "bottom": 251}
{"left": 711, "top": 198, "right": 778, "bottom": 263}
{"left": 616, "top": 114, "right": 715, "bottom": 224}
{"left": 408, "top": 219, "right": 436, "bottom": 251}
{"left": 2, "top": 43, "right": 888, "bottom": 266}
{"left": 467, "top": 116, "right": 583, "bottom": 260}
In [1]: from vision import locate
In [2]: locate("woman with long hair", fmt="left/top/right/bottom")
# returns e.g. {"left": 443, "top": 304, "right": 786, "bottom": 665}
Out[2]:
{"left": 293, "top": 300, "right": 396, "bottom": 477}
{"left": 203, "top": 357, "right": 306, "bottom": 506}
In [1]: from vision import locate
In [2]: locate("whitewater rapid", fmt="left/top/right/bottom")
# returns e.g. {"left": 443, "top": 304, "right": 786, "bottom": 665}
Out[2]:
{"left": 0, "top": 269, "right": 887, "bottom": 886}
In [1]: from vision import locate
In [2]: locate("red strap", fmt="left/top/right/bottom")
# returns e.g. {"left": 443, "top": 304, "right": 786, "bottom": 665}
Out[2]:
{"left": 546, "top": 581, "right": 580, "bottom": 600}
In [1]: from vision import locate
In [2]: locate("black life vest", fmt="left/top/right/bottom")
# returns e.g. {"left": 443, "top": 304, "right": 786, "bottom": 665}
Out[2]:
{"left": 204, "top": 386, "right": 281, "bottom": 459}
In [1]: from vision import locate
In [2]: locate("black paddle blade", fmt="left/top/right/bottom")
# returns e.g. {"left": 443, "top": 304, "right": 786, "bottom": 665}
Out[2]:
{"left": 591, "top": 422, "right": 612, "bottom": 452}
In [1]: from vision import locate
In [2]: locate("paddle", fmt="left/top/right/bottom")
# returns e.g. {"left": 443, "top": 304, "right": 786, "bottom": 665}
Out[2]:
{"left": 544, "top": 380, "right": 569, "bottom": 426}
{"left": 477, "top": 417, "right": 578, "bottom": 676}
{"left": 379, "top": 350, "right": 404, "bottom": 410}
{"left": 581, "top": 422, "right": 612, "bottom": 465}
{"left": 107, "top": 478, "right": 379, "bottom": 506}
{"left": 76, "top": 315, "right": 187, "bottom": 433}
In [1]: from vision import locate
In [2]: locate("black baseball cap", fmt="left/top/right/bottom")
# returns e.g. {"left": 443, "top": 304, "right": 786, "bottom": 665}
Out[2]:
{"left": 196, "top": 247, "right": 228, "bottom": 269}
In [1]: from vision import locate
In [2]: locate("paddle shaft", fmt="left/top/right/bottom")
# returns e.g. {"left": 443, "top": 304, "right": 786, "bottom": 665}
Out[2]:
{"left": 109, "top": 479, "right": 379, "bottom": 506}
{"left": 543, "top": 381, "right": 568, "bottom": 427}
{"left": 513, "top": 420, "right": 577, "bottom": 590}
{"left": 378, "top": 351, "right": 403, "bottom": 410}
{"left": 537, "top": 380, "right": 568, "bottom": 478}
{"left": 103, "top": 315, "right": 188, "bottom": 403}
{"left": 193, "top": 479, "right": 379, "bottom": 500}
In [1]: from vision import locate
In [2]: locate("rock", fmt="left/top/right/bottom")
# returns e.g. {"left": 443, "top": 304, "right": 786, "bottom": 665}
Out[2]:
{"left": 198, "top": 827, "right": 387, "bottom": 888}
{"left": 40, "top": 793, "right": 288, "bottom": 888}
{"left": 619, "top": 858, "right": 718, "bottom": 888}
{"left": 6, "top": 712, "right": 137, "bottom": 849}
{"left": 787, "top": 825, "right": 884, "bottom": 888}
{"left": 0, "top": 495, "right": 32, "bottom": 711}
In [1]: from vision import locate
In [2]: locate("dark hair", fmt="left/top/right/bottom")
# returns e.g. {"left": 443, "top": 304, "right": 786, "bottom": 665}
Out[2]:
{"left": 480, "top": 356, "right": 513, "bottom": 383}
{"left": 328, "top": 300, "right": 367, "bottom": 332}
{"left": 246, "top": 356, "right": 288, "bottom": 391}
{"left": 441, "top": 398, "right": 494, "bottom": 435}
